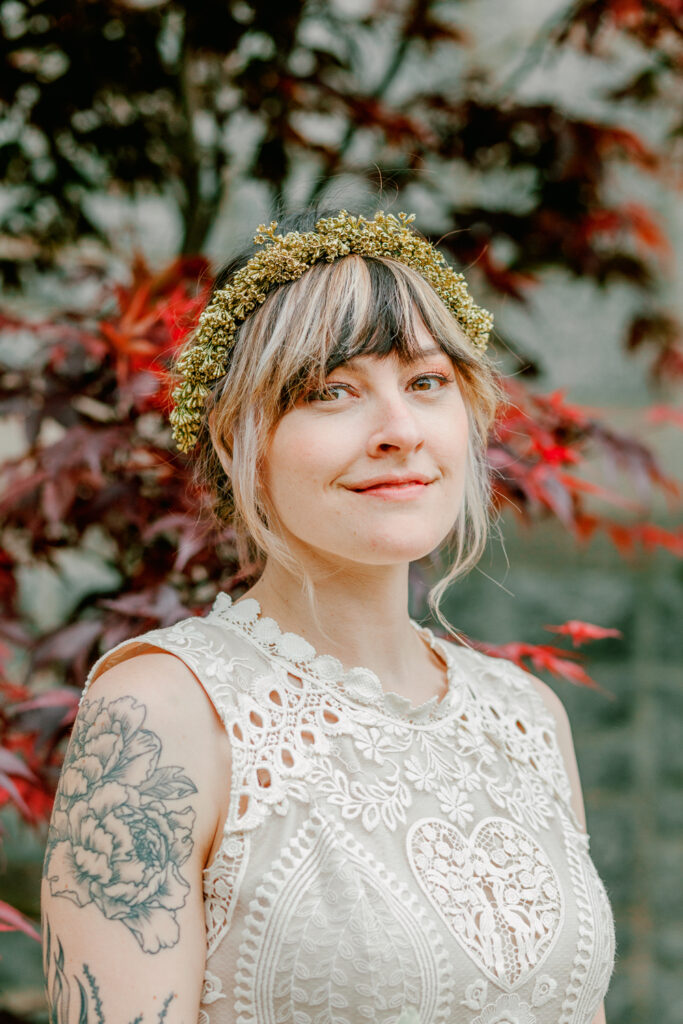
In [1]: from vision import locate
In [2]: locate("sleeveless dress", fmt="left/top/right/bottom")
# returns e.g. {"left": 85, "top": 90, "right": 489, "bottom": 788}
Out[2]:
{"left": 80, "top": 592, "right": 617, "bottom": 1024}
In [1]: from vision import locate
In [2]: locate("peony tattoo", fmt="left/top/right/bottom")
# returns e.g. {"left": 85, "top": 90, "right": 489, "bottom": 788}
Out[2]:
{"left": 42, "top": 694, "right": 198, "bottom": 953}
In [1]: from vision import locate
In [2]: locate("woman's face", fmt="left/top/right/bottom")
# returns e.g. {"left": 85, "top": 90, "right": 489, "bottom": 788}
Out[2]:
{"left": 262, "top": 320, "right": 470, "bottom": 569}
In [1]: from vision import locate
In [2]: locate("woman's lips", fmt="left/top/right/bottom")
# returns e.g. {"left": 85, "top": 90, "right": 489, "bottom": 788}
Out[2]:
{"left": 351, "top": 481, "right": 430, "bottom": 499}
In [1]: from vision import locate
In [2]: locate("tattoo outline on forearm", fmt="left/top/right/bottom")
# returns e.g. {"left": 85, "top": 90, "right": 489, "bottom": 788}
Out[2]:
{"left": 43, "top": 913, "right": 177, "bottom": 1023}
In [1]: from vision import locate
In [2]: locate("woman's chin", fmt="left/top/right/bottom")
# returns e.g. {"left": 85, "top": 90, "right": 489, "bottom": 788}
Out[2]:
{"left": 327, "top": 538, "right": 447, "bottom": 567}
{"left": 279, "top": 519, "right": 456, "bottom": 568}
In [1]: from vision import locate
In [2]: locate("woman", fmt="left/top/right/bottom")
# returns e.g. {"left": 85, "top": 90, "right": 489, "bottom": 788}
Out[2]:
{"left": 41, "top": 209, "right": 616, "bottom": 1024}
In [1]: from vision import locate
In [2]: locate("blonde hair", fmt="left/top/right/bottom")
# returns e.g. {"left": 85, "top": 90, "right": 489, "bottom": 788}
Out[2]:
{"left": 185, "top": 215, "right": 505, "bottom": 644}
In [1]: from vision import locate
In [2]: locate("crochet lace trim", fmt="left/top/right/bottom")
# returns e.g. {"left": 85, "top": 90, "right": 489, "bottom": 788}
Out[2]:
{"left": 208, "top": 592, "right": 466, "bottom": 724}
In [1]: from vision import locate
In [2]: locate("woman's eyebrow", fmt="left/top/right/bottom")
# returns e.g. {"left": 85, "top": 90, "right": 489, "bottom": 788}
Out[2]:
{"left": 342, "top": 345, "right": 448, "bottom": 372}
{"left": 412, "top": 345, "right": 446, "bottom": 359}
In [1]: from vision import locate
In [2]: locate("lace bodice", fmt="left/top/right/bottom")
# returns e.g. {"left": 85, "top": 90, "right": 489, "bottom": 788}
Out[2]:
{"left": 81, "top": 593, "right": 617, "bottom": 1024}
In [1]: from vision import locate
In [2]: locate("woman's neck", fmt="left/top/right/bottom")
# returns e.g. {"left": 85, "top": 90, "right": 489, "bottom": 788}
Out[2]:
{"left": 238, "top": 558, "right": 433, "bottom": 690}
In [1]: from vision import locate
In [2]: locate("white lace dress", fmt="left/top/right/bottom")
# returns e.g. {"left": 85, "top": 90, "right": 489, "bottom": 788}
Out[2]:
{"left": 81, "top": 593, "right": 617, "bottom": 1024}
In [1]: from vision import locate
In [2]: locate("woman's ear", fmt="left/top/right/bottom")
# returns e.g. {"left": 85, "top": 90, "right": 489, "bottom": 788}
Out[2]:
{"left": 208, "top": 410, "right": 233, "bottom": 476}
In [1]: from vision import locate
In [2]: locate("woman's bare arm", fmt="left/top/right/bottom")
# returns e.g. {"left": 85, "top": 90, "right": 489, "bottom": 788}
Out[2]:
{"left": 41, "top": 652, "right": 230, "bottom": 1023}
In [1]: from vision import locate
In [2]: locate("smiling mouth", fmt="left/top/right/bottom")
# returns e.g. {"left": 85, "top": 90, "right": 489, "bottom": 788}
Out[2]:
{"left": 354, "top": 481, "right": 426, "bottom": 490}
{"left": 348, "top": 481, "right": 432, "bottom": 499}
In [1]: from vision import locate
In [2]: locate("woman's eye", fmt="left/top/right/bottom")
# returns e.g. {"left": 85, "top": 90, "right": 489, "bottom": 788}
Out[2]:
{"left": 304, "top": 383, "right": 349, "bottom": 402}
{"left": 303, "top": 372, "right": 450, "bottom": 403}
{"left": 411, "top": 373, "right": 450, "bottom": 391}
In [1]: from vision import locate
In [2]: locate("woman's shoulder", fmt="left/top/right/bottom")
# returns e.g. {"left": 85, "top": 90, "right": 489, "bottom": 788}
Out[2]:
{"left": 79, "top": 602, "right": 266, "bottom": 730}
{"left": 77, "top": 609, "right": 240, "bottom": 796}
{"left": 439, "top": 634, "right": 564, "bottom": 731}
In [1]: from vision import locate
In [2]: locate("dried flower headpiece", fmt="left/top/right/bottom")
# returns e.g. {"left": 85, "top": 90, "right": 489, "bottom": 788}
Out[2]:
{"left": 169, "top": 210, "right": 493, "bottom": 452}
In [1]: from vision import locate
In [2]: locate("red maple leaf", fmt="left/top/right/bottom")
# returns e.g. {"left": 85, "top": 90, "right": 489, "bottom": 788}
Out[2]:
{"left": 474, "top": 640, "right": 610, "bottom": 693}
{"left": 544, "top": 620, "right": 623, "bottom": 647}
{"left": 530, "top": 441, "right": 582, "bottom": 465}
{"left": 0, "top": 901, "right": 40, "bottom": 941}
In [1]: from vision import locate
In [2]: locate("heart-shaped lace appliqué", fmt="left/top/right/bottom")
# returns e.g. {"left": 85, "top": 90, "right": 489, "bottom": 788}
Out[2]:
{"left": 407, "top": 817, "right": 564, "bottom": 991}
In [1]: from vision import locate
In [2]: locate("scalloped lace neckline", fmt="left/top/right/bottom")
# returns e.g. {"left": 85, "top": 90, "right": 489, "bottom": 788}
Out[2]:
{"left": 208, "top": 592, "right": 464, "bottom": 723}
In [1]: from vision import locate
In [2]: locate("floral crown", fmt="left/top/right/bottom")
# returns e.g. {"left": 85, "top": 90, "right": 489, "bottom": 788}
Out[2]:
{"left": 169, "top": 210, "right": 493, "bottom": 452}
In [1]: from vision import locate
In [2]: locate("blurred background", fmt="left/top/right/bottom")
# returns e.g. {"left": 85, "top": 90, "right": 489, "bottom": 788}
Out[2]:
{"left": 0, "top": 1, "right": 681, "bottom": 1021}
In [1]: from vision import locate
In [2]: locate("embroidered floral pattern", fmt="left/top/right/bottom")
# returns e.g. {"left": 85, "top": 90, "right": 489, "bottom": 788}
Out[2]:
{"left": 203, "top": 833, "right": 249, "bottom": 957}
{"left": 204, "top": 594, "right": 586, "bottom": 837}
{"left": 461, "top": 979, "right": 489, "bottom": 1010}
{"left": 201, "top": 969, "right": 226, "bottom": 1006}
{"left": 408, "top": 818, "right": 564, "bottom": 990}
{"left": 234, "top": 810, "right": 454, "bottom": 1024}
{"left": 309, "top": 757, "right": 413, "bottom": 832}
{"left": 470, "top": 992, "right": 537, "bottom": 1024}
{"left": 400, "top": 694, "right": 566, "bottom": 835}
{"left": 531, "top": 974, "right": 558, "bottom": 1007}
{"left": 209, "top": 592, "right": 463, "bottom": 723}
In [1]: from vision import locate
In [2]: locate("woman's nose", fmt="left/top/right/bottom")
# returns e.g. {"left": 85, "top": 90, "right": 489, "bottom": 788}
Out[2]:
{"left": 366, "top": 388, "right": 423, "bottom": 452}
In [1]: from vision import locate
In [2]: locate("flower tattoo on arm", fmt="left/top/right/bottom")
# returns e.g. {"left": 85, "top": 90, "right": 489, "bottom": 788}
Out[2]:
{"left": 42, "top": 694, "right": 198, "bottom": 953}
